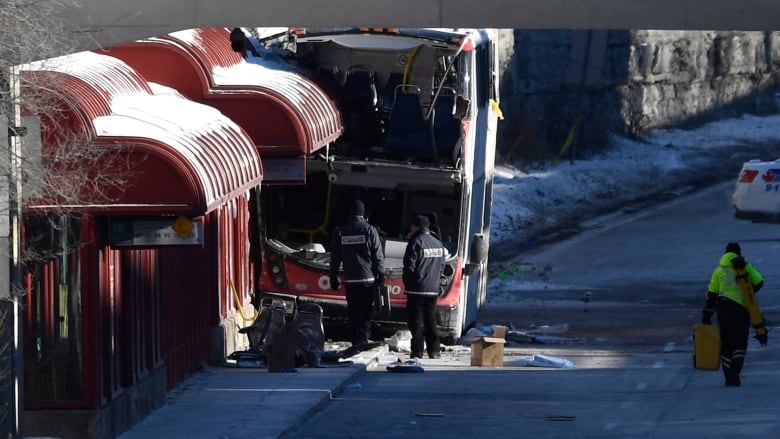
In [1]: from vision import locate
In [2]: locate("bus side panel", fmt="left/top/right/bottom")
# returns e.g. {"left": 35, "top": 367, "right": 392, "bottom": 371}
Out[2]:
{"left": 464, "top": 35, "right": 499, "bottom": 330}
{"left": 259, "top": 254, "right": 466, "bottom": 339}
{"left": 263, "top": 257, "right": 465, "bottom": 305}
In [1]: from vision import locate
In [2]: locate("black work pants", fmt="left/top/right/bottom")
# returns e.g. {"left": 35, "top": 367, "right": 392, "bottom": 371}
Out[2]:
{"left": 717, "top": 298, "right": 750, "bottom": 383}
{"left": 406, "top": 294, "right": 440, "bottom": 358}
{"left": 345, "top": 283, "right": 374, "bottom": 345}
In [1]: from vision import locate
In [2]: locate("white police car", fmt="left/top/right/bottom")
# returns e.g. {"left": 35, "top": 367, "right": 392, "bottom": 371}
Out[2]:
{"left": 733, "top": 158, "right": 780, "bottom": 221}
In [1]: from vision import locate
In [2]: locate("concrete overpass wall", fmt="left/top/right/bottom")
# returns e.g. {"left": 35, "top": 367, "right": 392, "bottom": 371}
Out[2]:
{"left": 60, "top": 0, "right": 780, "bottom": 46}
{"left": 498, "top": 30, "right": 780, "bottom": 160}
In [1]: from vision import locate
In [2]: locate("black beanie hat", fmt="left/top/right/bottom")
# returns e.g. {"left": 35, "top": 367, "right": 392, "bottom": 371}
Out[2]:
{"left": 350, "top": 200, "right": 365, "bottom": 216}
{"left": 412, "top": 215, "right": 430, "bottom": 229}
{"left": 725, "top": 242, "right": 741, "bottom": 255}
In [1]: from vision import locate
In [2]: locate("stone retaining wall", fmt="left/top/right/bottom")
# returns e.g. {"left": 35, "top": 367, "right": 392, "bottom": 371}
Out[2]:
{"left": 498, "top": 30, "right": 780, "bottom": 160}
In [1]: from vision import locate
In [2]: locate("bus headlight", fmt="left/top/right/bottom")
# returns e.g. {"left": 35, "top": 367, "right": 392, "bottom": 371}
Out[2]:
{"left": 265, "top": 246, "right": 288, "bottom": 288}
{"left": 439, "top": 262, "right": 456, "bottom": 296}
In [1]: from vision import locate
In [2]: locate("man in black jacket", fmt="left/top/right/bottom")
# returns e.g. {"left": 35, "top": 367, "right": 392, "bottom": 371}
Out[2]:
{"left": 329, "top": 200, "right": 385, "bottom": 345}
{"left": 403, "top": 215, "right": 447, "bottom": 359}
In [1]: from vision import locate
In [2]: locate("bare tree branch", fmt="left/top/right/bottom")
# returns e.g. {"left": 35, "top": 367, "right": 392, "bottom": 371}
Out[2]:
{"left": 0, "top": 0, "right": 145, "bottom": 424}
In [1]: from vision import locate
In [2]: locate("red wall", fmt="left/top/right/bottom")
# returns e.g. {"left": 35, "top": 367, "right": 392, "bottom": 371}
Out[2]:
{"left": 24, "top": 194, "right": 254, "bottom": 408}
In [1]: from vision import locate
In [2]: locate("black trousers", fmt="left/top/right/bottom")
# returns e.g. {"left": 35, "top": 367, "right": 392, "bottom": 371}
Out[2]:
{"left": 406, "top": 294, "right": 440, "bottom": 358}
{"left": 345, "top": 283, "right": 374, "bottom": 345}
{"left": 717, "top": 298, "right": 750, "bottom": 383}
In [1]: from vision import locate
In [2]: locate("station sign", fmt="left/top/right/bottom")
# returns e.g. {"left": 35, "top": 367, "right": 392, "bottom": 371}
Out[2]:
{"left": 261, "top": 156, "right": 306, "bottom": 184}
{"left": 110, "top": 216, "right": 203, "bottom": 247}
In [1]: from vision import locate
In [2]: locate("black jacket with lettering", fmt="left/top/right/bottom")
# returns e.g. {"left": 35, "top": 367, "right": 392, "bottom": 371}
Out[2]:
{"left": 330, "top": 216, "right": 384, "bottom": 285}
{"left": 403, "top": 228, "right": 446, "bottom": 296}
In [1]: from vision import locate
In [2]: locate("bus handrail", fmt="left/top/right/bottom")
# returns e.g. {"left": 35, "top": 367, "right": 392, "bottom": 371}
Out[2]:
{"left": 286, "top": 181, "right": 334, "bottom": 243}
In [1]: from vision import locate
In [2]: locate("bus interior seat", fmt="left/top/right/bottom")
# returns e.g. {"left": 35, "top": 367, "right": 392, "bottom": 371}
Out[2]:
{"left": 380, "top": 73, "right": 404, "bottom": 114}
{"left": 431, "top": 90, "right": 461, "bottom": 158}
{"left": 343, "top": 66, "right": 377, "bottom": 106}
{"left": 290, "top": 303, "right": 325, "bottom": 366}
{"left": 239, "top": 297, "right": 274, "bottom": 351}
{"left": 314, "top": 64, "right": 344, "bottom": 100}
{"left": 384, "top": 85, "right": 430, "bottom": 154}
{"left": 317, "top": 64, "right": 340, "bottom": 82}
{"left": 343, "top": 66, "right": 379, "bottom": 146}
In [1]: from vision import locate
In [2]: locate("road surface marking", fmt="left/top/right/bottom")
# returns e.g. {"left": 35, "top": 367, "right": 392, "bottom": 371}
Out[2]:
{"left": 635, "top": 382, "right": 648, "bottom": 390}
{"left": 652, "top": 361, "right": 664, "bottom": 368}
{"left": 664, "top": 342, "right": 675, "bottom": 352}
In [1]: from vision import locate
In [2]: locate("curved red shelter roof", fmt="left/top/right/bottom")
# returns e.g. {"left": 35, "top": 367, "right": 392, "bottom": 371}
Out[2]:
{"left": 99, "top": 27, "right": 344, "bottom": 156}
{"left": 21, "top": 51, "right": 263, "bottom": 215}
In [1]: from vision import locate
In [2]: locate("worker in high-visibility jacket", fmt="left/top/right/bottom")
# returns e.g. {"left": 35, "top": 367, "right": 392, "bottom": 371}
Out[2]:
{"left": 702, "top": 242, "right": 766, "bottom": 387}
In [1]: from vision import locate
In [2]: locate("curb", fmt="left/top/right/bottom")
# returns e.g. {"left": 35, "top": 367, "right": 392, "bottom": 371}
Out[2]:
{"left": 277, "top": 344, "right": 388, "bottom": 438}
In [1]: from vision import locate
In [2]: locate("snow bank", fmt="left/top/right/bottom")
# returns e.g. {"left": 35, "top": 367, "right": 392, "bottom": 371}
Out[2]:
{"left": 490, "top": 114, "right": 780, "bottom": 247}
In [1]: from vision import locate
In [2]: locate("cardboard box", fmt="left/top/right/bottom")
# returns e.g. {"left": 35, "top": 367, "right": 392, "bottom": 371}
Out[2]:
{"left": 471, "top": 326, "right": 507, "bottom": 366}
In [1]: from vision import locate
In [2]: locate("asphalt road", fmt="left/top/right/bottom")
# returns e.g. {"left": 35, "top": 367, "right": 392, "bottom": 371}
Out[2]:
{"left": 289, "top": 182, "right": 780, "bottom": 438}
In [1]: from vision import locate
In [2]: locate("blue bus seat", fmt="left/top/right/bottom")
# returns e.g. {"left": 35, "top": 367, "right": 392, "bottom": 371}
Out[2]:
{"left": 384, "top": 85, "right": 430, "bottom": 154}
{"left": 431, "top": 91, "right": 462, "bottom": 158}
{"left": 343, "top": 66, "right": 377, "bottom": 108}
{"left": 380, "top": 73, "right": 404, "bottom": 114}
{"left": 342, "top": 66, "right": 379, "bottom": 146}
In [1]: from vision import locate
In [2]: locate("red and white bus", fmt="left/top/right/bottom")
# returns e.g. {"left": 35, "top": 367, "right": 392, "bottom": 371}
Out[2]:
{"left": 255, "top": 28, "right": 499, "bottom": 342}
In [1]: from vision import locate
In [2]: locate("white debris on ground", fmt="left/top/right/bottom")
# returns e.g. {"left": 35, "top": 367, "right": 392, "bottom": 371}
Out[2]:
{"left": 377, "top": 354, "right": 400, "bottom": 365}
{"left": 458, "top": 323, "right": 580, "bottom": 346}
{"left": 441, "top": 345, "right": 471, "bottom": 353}
{"left": 385, "top": 330, "right": 473, "bottom": 355}
{"left": 384, "top": 330, "right": 412, "bottom": 353}
{"left": 517, "top": 354, "right": 576, "bottom": 369}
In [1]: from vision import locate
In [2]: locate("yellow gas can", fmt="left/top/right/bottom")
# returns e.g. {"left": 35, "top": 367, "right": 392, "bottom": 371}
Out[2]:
{"left": 693, "top": 323, "right": 721, "bottom": 370}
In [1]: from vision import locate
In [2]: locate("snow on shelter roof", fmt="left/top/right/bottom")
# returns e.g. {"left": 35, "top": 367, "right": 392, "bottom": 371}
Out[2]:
{"left": 20, "top": 51, "right": 263, "bottom": 215}
{"left": 99, "top": 27, "right": 344, "bottom": 156}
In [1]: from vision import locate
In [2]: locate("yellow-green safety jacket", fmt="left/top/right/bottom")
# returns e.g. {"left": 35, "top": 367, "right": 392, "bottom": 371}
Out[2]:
{"left": 708, "top": 252, "right": 763, "bottom": 307}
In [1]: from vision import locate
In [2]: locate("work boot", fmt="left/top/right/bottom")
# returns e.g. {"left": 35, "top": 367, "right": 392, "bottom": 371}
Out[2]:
{"left": 723, "top": 365, "right": 741, "bottom": 387}
{"left": 725, "top": 375, "right": 741, "bottom": 387}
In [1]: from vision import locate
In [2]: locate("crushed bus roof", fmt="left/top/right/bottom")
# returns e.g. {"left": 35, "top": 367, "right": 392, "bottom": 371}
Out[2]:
{"left": 293, "top": 27, "right": 468, "bottom": 48}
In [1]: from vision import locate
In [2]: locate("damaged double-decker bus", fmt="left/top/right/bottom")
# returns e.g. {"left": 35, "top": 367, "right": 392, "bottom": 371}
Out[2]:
{"left": 255, "top": 28, "right": 499, "bottom": 343}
